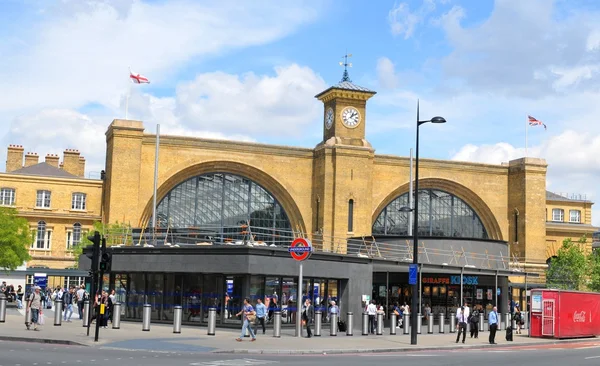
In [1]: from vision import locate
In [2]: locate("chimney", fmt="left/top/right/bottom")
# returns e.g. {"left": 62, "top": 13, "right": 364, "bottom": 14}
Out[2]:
{"left": 24, "top": 152, "right": 39, "bottom": 167}
{"left": 6, "top": 145, "right": 24, "bottom": 172}
{"left": 62, "top": 149, "right": 81, "bottom": 176}
{"left": 45, "top": 153, "right": 59, "bottom": 168}
{"left": 78, "top": 156, "right": 86, "bottom": 178}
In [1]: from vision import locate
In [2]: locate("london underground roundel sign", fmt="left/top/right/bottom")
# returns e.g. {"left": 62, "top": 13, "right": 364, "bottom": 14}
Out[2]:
{"left": 288, "top": 238, "right": 313, "bottom": 262}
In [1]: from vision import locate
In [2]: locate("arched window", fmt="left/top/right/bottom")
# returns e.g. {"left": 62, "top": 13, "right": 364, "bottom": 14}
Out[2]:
{"left": 36, "top": 221, "right": 46, "bottom": 249}
{"left": 372, "top": 189, "right": 488, "bottom": 239}
{"left": 152, "top": 173, "right": 292, "bottom": 245}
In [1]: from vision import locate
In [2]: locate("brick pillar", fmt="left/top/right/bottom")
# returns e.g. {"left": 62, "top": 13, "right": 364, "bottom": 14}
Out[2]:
{"left": 62, "top": 149, "right": 81, "bottom": 176}
{"left": 24, "top": 152, "right": 39, "bottom": 167}
{"left": 6, "top": 145, "right": 24, "bottom": 172}
{"left": 45, "top": 154, "right": 60, "bottom": 168}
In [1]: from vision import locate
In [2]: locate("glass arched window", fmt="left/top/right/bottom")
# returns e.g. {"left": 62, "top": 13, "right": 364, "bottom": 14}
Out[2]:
{"left": 372, "top": 189, "right": 488, "bottom": 239}
{"left": 73, "top": 223, "right": 82, "bottom": 246}
{"left": 36, "top": 221, "right": 47, "bottom": 249}
{"left": 153, "top": 173, "right": 292, "bottom": 245}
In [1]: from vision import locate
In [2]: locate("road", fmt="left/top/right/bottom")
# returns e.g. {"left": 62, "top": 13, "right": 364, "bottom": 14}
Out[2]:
{"left": 1, "top": 341, "right": 600, "bottom": 365}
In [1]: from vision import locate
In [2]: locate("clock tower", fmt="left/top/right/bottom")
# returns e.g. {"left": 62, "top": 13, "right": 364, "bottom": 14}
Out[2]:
{"left": 315, "top": 57, "right": 376, "bottom": 147}
{"left": 311, "top": 58, "right": 377, "bottom": 253}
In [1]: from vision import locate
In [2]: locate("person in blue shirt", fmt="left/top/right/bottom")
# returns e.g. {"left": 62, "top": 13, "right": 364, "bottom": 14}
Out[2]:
{"left": 235, "top": 298, "right": 256, "bottom": 342}
{"left": 255, "top": 298, "right": 267, "bottom": 334}
{"left": 488, "top": 306, "right": 499, "bottom": 344}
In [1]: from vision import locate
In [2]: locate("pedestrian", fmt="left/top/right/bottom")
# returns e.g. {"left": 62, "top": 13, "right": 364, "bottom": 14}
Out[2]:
{"left": 62, "top": 287, "right": 74, "bottom": 322}
{"left": 100, "top": 291, "right": 112, "bottom": 328}
{"left": 302, "top": 298, "right": 313, "bottom": 338}
{"left": 366, "top": 300, "right": 377, "bottom": 334}
{"left": 514, "top": 306, "right": 523, "bottom": 334}
{"left": 470, "top": 305, "right": 480, "bottom": 338}
{"left": 456, "top": 306, "right": 467, "bottom": 344}
{"left": 328, "top": 300, "right": 339, "bottom": 322}
{"left": 235, "top": 297, "right": 256, "bottom": 342}
{"left": 392, "top": 302, "right": 401, "bottom": 328}
{"left": 489, "top": 306, "right": 499, "bottom": 344}
{"left": 76, "top": 285, "right": 85, "bottom": 319}
{"left": 26, "top": 286, "right": 43, "bottom": 331}
{"left": 255, "top": 298, "right": 267, "bottom": 334}
{"left": 16, "top": 285, "right": 24, "bottom": 309}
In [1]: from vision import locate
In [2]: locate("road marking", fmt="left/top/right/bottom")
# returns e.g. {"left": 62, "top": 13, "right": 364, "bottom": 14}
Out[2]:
{"left": 360, "top": 354, "right": 440, "bottom": 357}
{"left": 190, "top": 359, "right": 279, "bottom": 366}
{"left": 576, "top": 346, "right": 600, "bottom": 350}
{"left": 585, "top": 356, "right": 600, "bottom": 360}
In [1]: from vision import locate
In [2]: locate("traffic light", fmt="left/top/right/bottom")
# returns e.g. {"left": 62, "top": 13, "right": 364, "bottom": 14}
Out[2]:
{"left": 99, "top": 251, "right": 112, "bottom": 272}
{"left": 87, "top": 231, "right": 101, "bottom": 273}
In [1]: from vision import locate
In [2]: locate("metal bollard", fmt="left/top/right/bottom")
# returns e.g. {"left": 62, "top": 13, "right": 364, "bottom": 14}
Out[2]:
{"left": 82, "top": 300, "right": 90, "bottom": 327}
{"left": 25, "top": 307, "right": 31, "bottom": 328}
{"left": 0, "top": 297, "right": 6, "bottom": 323}
{"left": 390, "top": 313, "right": 397, "bottom": 335}
{"left": 362, "top": 313, "right": 369, "bottom": 335}
{"left": 427, "top": 314, "right": 434, "bottom": 334}
{"left": 416, "top": 313, "right": 422, "bottom": 334}
{"left": 439, "top": 313, "right": 445, "bottom": 333}
{"left": 207, "top": 307, "right": 217, "bottom": 336}
{"left": 523, "top": 311, "right": 528, "bottom": 329}
{"left": 346, "top": 312, "right": 354, "bottom": 336}
{"left": 54, "top": 299, "right": 63, "bottom": 326}
{"left": 112, "top": 302, "right": 122, "bottom": 329}
{"left": 142, "top": 303, "right": 151, "bottom": 331}
{"left": 479, "top": 313, "right": 484, "bottom": 332}
{"left": 330, "top": 313, "right": 338, "bottom": 336}
{"left": 450, "top": 313, "right": 456, "bottom": 333}
{"left": 403, "top": 313, "right": 410, "bottom": 334}
{"left": 173, "top": 305, "right": 182, "bottom": 334}
{"left": 314, "top": 310, "right": 322, "bottom": 337}
{"left": 376, "top": 313, "right": 383, "bottom": 335}
{"left": 505, "top": 313, "right": 512, "bottom": 330}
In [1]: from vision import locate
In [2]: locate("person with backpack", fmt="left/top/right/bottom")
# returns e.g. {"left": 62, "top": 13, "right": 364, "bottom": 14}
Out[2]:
{"left": 469, "top": 305, "right": 480, "bottom": 338}
{"left": 26, "top": 286, "right": 43, "bottom": 331}
{"left": 513, "top": 306, "right": 523, "bottom": 334}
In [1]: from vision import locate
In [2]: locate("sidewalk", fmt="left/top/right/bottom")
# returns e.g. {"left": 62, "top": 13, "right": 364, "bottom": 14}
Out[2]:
{"left": 0, "top": 310, "right": 595, "bottom": 354}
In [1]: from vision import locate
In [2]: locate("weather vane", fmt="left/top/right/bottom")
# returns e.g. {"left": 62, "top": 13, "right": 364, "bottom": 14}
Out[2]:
{"left": 339, "top": 52, "right": 352, "bottom": 82}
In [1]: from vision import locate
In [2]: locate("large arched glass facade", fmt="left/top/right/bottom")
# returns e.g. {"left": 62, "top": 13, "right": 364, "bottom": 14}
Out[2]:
{"left": 153, "top": 173, "right": 292, "bottom": 245}
{"left": 372, "top": 189, "right": 488, "bottom": 239}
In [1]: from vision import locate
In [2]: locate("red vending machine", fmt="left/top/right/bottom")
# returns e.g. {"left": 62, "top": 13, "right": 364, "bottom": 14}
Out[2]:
{"left": 530, "top": 289, "right": 600, "bottom": 339}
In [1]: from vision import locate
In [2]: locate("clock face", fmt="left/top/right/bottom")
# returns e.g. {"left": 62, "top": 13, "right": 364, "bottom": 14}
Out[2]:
{"left": 341, "top": 107, "right": 361, "bottom": 128}
{"left": 325, "top": 108, "right": 334, "bottom": 130}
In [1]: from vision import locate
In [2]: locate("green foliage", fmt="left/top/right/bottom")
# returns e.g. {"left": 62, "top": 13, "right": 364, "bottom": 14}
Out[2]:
{"left": 71, "top": 221, "right": 132, "bottom": 259}
{"left": 588, "top": 248, "right": 600, "bottom": 292}
{"left": 546, "top": 237, "right": 589, "bottom": 290}
{"left": 0, "top": 207, "right": 31, "bottom": 272}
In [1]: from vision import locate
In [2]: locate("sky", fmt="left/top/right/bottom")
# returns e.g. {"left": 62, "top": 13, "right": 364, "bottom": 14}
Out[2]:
{"left": 1, "top": 0, "right": 600, "bottom": 225}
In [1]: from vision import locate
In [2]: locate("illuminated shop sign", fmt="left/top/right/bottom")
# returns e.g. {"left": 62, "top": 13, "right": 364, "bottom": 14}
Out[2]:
{"left": 422, "top": 276, "right": 479, "bottom": 285}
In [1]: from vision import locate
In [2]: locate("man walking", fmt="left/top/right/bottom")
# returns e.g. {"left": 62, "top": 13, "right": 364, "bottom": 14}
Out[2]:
{"left": 366, "top": 300, "right": 377, "bottom": 334}
{"left": 235, "top": 298, "right": 256, "bottom": 342}
{"left": 255, "top": 298, "right": 267, "bottom": 334}
{"left": 27, "top": 286, "right": 43, "bottom": 331}
{"left": 303, "top": 298, "right": 314, "bottom": 338}
{"left": 456, "top": 306, "right": 467, "bottom": 343}
{"left": 489, "top": 306, "right": 499, "bottom": 344}
{"left": 62, "top": 287, "right": 74, "bottom": 322}
{"left": 76, "top": 285, "right": 85, "bottom": 319}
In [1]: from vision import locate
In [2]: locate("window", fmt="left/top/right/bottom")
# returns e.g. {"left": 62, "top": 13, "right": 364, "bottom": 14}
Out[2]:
{"left": 36, "top": 190, "right": 51, "bottom": 208}
{"left": 552, "top": 208, "right": 564, "bottom": 222}
{"left": 34, "top": 221, "right": 51, "bottom": 250}
{"left": 71, "top": 193, "right": 86, "bottom": 210}
{"left": 348, "top": 199, "right": 354, "bottom": 232}
{"left": 570, "top": 210, "right": 581, "bottom": 223}
{"left": 66, "top": 223, "right": 82, "bottom": 250}
{"left": 0, "top": 188, "right": 15, "bottom": 206}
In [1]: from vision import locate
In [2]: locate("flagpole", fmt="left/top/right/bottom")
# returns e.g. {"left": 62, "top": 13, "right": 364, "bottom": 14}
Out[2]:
{"left": 525, "top": 115, "right": 528, "bottom": 157}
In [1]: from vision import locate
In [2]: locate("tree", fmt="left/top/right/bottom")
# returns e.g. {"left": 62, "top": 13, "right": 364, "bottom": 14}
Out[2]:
{"left": 0, "top": 207, "right": 31, "bottom": 272}
{"left": 546, "top": 237, "right": 589, "bottom": 290}
{"left": 72, "top": 221, "right": 132, "bottom": 259}
{"left": 588, "top": 247, "right": 600, "bottom": 292}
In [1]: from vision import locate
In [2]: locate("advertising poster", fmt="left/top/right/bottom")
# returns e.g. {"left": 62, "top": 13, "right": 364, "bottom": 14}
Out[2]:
{"left": 531, "top": 294, "right": 542, "bottom": 312}
{"left": 487, "top": 289, "right": 493, "bottom": 300}
{"left": 477, "top": 289, "right": 483, "bottom": 300}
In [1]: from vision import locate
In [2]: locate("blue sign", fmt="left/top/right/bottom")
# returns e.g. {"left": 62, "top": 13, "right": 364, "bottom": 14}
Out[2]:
{"left": 497, "top": 288, "right": 501, "bottom": 296}
{"left": 288, "top": 246, "right": 312, "bottom": 253}
{"left": 408, "top": 264, "right": 418, "bottom": 285}
{"left": 33, "top": 276, "right": 47, "bottom": 289}
{"left": 450, "top": 276, "right": 479, "bottom": 285}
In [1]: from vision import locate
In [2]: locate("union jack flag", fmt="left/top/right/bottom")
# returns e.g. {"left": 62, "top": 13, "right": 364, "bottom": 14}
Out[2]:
{"left": 528, "top": 115, "right": 547, "bottom": 130}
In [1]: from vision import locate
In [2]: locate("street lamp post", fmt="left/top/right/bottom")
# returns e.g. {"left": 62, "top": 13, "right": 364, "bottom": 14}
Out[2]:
{"left": 402, "top": 100, "right": 446, "bottom": 345}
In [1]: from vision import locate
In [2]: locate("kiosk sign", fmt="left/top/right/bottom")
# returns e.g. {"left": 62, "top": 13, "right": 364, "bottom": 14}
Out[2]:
{"left": 288, "top": 238, "right": 313, "bottom": 262}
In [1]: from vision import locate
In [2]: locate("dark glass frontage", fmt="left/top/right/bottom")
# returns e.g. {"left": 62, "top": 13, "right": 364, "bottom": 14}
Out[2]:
{"left": 372, "top": 272, "right": 502, "bottom": 319}
{"left": 372, "top": 189, "right": 488, "bottom": 239}
{"left": 111, "top": 273, "right": 340, "bottom": 326}
{"left": 152, "top": 173, "right": 292, "bottom": 245}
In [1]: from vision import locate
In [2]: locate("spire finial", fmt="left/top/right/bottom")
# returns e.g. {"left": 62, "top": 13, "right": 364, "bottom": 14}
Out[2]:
{"left": 339, "top": 52, "right": 353, "bottom": 82}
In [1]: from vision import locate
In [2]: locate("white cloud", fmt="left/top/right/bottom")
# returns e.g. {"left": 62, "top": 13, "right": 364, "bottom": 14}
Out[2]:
{"left": 376, "top": 57, "right": 399, "bottom": 89}
{"left": 388, "top": 0, "right": 438, "bottom": 39}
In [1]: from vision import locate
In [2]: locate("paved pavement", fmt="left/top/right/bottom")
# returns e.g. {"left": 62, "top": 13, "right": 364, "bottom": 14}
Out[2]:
{"left": 0, "top": 307, "right": 597, "bottom": 355}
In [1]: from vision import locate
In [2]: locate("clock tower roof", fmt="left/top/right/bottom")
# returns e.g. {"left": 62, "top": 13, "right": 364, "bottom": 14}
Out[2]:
{"left": 314, "top": 80, "right": 376, "bottom": 101}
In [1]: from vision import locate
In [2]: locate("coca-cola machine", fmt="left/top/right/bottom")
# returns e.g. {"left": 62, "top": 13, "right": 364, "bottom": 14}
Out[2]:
{"left": 530, "top": 289, "right": 600, "bottom": 339}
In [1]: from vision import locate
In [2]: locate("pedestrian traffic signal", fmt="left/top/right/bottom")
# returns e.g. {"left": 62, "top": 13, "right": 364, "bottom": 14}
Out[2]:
{"left": 99, "top": 252, "right": 112, "bottom": 272}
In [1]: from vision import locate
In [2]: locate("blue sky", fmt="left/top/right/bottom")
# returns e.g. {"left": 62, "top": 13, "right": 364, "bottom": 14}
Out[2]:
{"left": 1, "top": 0, "right": 600, "bottom": 224}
